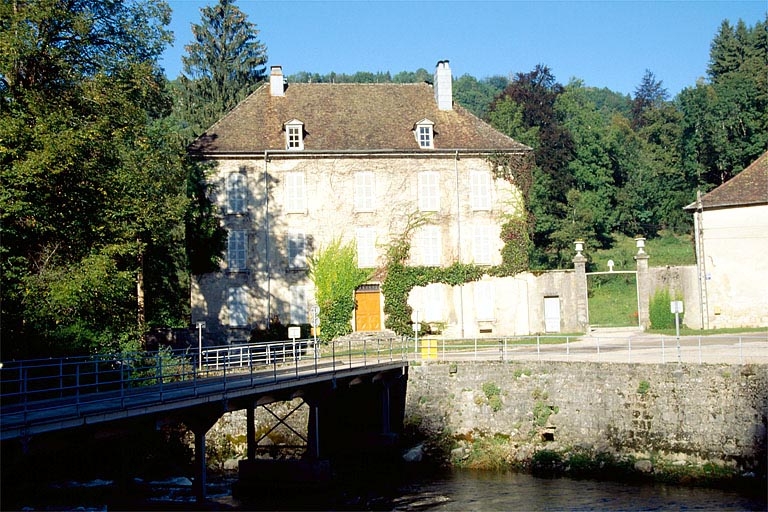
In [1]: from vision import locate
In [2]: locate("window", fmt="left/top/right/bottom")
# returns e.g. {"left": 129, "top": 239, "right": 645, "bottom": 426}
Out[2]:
{"left": 356, "top": 228, "right": 377, "bottom": 268}
{"left": 290, "top": 285, "right": 307, "bottom": 324}
{"left": 226, "top": 172, "right": 246, "bottom": 213}
{"left": 285, "top": 119, "right": 304, "bottom": 150}
{"left": 418, "top": 225, "right": 441, "bottom": 266}
{"left": 475, "top": 281, "right": 495, "bottom": 321}
{"left": 227, "top": 230, "right": 247, "bottom": 270}
{"left": 227, "top": 286, "right": 248, "bottom": 327}
{"left": 415, "top": 119, "right": 434, "bottom": 149}
{"left": 418, "top": 172, "right": 440, "bottom": 212}
{"left": 470, "top": 171, "right": 492, "bottom": 211}
{"left": 288, "top": 232, "right": 307, "bottom": 269}
{"left": 354, "top": 172, "right": 375, "bottom": 212}
{"left": 472, "top": 225, "right": 493, "bottom": 265}
{"left": 285, "top": 172, "right": 306, "bottom": 213}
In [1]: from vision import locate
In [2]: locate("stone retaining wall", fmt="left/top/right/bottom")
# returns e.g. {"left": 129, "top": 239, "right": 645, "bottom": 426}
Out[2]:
{"left": 405, "top": 361, "right": 767, "bottom": 475}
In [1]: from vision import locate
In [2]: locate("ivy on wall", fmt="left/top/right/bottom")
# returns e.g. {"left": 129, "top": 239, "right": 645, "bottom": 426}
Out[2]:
{"left": 308, "top": 238, "right": 371, "bottom": 342}
{"left": 383, "top": 154, "right": 534, "bottom": 335}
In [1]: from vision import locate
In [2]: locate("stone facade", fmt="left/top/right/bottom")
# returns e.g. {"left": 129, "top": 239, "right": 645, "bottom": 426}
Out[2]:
{"left": 189, "top": 61, "right": 532, "bottom": 345}
{"left": 190, "top": 153, "right": 524, "bottom": 343}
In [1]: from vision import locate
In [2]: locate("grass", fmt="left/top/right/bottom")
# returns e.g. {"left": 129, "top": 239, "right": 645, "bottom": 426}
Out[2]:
{"left": 589, "top": 231, "right": 695, "bottom": 270}
{"left": 588, "top": 273, "right": 638, "bottom": 327}
{"left": 586, "top": 232, "right": 695, "bottom": 328}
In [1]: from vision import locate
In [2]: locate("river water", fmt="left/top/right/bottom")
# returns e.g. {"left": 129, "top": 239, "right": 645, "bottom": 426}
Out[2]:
{"left": 12, "top": 468, "right": 765, "bottom": 511}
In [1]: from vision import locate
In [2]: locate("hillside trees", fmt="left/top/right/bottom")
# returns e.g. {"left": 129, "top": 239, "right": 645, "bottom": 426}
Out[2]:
{"left": 489, "top": 65, "right": 576, "bottom": 268}
{"left": 174, "top": 0, "right": 267, "bottom": 137}
{"left": 0, "top": 0, "right": 222, "bottom": 358}
{"left": 679, "top": 17, "right": 768, "bottom": 187}
{"left": 483, "top": 16, "right": 765, "bottom": 270}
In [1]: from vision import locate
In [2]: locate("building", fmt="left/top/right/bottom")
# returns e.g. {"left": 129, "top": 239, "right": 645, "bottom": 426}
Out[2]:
{"left": 189, "top": 61, "right": 532, "bottom": 344}
{"left": 683, "top": 151, "right": 768, "bottom": 329}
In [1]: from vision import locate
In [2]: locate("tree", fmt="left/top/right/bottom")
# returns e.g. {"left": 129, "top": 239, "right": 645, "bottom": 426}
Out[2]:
{"left": 631, "top": 69, "right": 668, "bottom": 129}
{"left": 174, "top": 0, "right": 267, "bottom": 137}
{"left": 0, "top": 0, "right": 217, "bottom": 358}
{"left": 680, "top": 16, "right": 768, "bottom": 187}
{"left": 488, "top": 65, "right": 575, "bottom": 269}
{"left": 453, "top": 74, "right": 508, "bottom": 119}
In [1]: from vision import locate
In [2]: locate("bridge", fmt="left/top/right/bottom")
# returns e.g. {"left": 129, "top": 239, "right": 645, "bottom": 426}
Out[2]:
{"left": 3, "top": 331, "right": 764, "bottom": 503}
{"left": 1, "top": 338, "right": 409, "bottom": 501}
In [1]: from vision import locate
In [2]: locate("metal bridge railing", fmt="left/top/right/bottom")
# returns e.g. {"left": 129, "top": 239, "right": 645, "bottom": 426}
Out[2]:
{"left": 405, "top": 333, "right": 768, "bottom": 365}
{"left": 0, "top": 337, "right": 408, "bottom": 418}
{"left": 3, "top": 332, "right": 765, "bottom": 422}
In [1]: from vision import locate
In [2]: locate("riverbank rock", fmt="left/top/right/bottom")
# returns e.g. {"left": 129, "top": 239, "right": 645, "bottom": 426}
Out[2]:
{"left": 634, "top": 459, "right": 653, "bottom": 473}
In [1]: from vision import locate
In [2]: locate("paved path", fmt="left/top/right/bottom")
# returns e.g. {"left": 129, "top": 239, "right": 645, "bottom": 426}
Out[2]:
{"left": 421, "top": 330, "right": 768, "bottom": 365}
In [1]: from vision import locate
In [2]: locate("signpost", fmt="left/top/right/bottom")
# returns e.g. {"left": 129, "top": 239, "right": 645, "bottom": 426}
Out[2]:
{"left": 310, "top": 305, "right": 320, "bottom": 364}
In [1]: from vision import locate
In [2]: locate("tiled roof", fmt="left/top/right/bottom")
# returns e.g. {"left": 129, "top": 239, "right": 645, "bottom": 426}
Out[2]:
{"left": 189, "top": 82, "right": 530, "bottom": 154}
{"left": 684, "top": 151, "right": 768, "bottom": 210}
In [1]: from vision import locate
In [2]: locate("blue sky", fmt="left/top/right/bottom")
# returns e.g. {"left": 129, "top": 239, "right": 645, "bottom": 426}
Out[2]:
{"left": 160, "top": 1, "right": 766, "bottom": 97}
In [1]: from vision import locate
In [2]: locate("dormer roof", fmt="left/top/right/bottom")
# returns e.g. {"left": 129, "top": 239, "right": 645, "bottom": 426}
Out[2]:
{"left": 190, "top": 82, "right": 530, "bottom": 155}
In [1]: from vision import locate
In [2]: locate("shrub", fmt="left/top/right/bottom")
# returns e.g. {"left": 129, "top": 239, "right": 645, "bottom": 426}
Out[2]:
{"left": 649, "top": 289, "right": 676, "bottom": 329}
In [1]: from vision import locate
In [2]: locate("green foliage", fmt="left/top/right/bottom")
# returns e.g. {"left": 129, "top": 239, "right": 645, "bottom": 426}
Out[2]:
{"left": 453, "top": 74, "right": 508, "bottom": 119}
{"left": 173, "top": 0, "right": 268, "bottom": 137}
{"left": 530, "top": 449, "right": 565, "bottom": 476}
{"left": 533, "top": 401, "right": 557, "bottom": 427}
{"left": 587, "top": 273, "right": 638, "bottom": 328}
{"left": 0, "top": 0, "right": 201, "bottom": 358}
{"left": 481, "top": 382, "right": 503, "bottom": 412}
{"left": 649, "top": 289, "right": 679, "bottom": 330}
{"left": 637, "top": 380, "right": 651, "bottom": 395}
{"left": 679, "top": 17, "right": 767, "bottom": 188}
{"left": 308, "top": 238, "right": 370, "bottom": 342}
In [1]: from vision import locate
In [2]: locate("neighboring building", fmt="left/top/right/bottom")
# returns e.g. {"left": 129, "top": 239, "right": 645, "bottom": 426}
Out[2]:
{"left": 683, "top": 151, "right": 768, "bottom": 329}
{"left": 189, "top": 61, "right": 532, "bottom": 344}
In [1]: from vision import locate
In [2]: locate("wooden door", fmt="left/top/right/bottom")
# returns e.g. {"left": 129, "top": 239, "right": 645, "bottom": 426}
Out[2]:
{"left": 355, "top": 289, "right": 381, "bottom": 332}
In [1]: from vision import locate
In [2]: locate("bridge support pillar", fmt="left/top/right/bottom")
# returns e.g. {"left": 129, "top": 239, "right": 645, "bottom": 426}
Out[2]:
{"left": 185, "top": 406, "right": 224, "bottom": 503}
{"left": 306, "top": 399, "right": 321, "bottom": 459}
{"left": 246, "top": 405, "right": 256, "bottom": 460}
{"left": 380, "top": 380, "right": 391, "bottom": 435}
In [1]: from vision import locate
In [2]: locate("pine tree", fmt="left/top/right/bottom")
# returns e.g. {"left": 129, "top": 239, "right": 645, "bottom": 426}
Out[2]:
{"left": 175, "top": 0, "right": 267, "bottom": 136}
{"left": 630, "top": 69, "right": 668, "bottom": 130}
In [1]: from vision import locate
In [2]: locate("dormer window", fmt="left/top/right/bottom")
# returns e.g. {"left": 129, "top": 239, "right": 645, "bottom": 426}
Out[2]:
{"left": 415, "top": 119, "right": 434, "bottom": 149}
{"left": 284, "top": 119, "right": 304, "bottom": 150}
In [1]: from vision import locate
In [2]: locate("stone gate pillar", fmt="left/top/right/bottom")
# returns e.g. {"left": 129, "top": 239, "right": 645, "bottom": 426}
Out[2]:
{"left": 635, "top": 237, "right": 650, "bottom": 329}
{"left": 573, "top": 241, "right": 589, "bottom": 331}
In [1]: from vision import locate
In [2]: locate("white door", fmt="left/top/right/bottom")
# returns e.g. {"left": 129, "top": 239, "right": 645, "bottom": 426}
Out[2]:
{"left": 544, "top": 297, "right": 561, "bottom": 333}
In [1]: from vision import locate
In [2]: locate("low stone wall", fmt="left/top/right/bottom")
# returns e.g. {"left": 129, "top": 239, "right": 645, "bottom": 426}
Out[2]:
{"left": 405, "top": 361, "right": 767, "bottom": 478}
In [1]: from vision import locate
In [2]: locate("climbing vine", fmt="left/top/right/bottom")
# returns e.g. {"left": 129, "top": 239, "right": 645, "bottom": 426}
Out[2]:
{"left": 382, "top": 153, "right": 533, "bottom": 336}
{"left": 308, "top": 238, "right": 371, "bottom": 342}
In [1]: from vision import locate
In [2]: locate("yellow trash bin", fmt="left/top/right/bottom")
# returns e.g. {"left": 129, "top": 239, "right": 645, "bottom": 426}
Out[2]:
{"left": 420, "top": 339, "right": 438, "bottom": 359}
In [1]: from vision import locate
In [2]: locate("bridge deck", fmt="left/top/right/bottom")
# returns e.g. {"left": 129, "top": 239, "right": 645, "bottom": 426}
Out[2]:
{"left": 1, "top": 340, "right": 407, "bottom": 441}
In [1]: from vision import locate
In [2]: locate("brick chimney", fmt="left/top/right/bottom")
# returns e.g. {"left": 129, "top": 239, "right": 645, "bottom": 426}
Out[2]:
{"left": 270, "top": 65, "right": 285, "bottom": 96}
{"left": 434, "top": 60, "right": 452, "bottom": 111}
